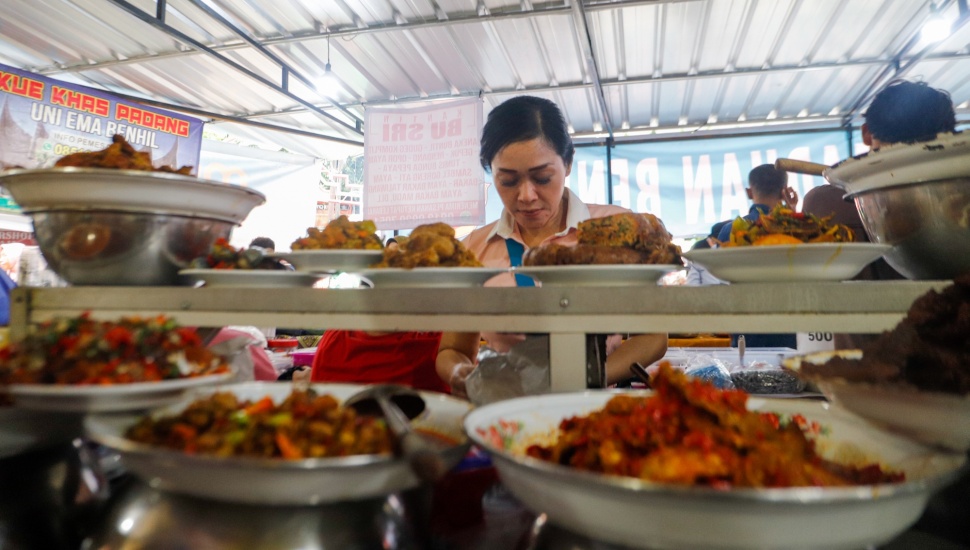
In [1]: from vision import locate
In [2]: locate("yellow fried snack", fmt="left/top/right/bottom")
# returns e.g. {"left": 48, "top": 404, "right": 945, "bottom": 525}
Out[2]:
{"left": 373, "top": 222, "right": 482, "bottom": 268}
{"left": 721, "top": 205, "right": 854, "bottom": 247}
{"left": 54, "top": 134, "right": 192, "bottom": 174}
{"left": 291, "top": 216, "right": 383, "bottom": 250}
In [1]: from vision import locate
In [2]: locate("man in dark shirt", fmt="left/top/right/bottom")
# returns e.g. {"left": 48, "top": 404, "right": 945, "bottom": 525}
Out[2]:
{"left": 717, "top": 164, "right": 796, "bottom": 243}
{"left": 717, "top": 164, "right": 798, "bottom": 348}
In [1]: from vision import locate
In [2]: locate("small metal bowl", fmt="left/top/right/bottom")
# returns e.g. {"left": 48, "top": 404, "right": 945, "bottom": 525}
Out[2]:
{"left": 30, "top": 210, "right": 236, "bottom": 286}
{"left": 850, "top": 177, "right": 970, "bottom": 280}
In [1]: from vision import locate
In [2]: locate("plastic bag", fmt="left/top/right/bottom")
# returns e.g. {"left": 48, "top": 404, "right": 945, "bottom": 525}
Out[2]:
{"left": 465, "top": 335, "right": 550, "bottom": 406}
{"left": 729, "top": 360, "right": 805, "bottom": 394}
{"left": 682, "top": 354, "right": 735, "bottom": 389}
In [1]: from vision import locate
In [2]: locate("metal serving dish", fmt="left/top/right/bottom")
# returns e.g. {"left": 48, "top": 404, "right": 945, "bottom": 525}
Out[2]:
{"left": 0, "top": 168, "right": 265, "bottom": 286}
{"left": 824, "top": 133, "right": 970, "bottom": 280}
{"left": 464, "top": 390, "right": 966, "bottom": 550}
{"left": 85, "top": 382, "right": 472, "bottom": 505}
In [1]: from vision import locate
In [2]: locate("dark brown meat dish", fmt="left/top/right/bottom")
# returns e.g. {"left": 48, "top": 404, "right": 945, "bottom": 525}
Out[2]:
{"left": 524, "top": 212, "right": 682, "bottom": 266}
{"left": 801, "top": 273, "right": 970, "bottom": 394}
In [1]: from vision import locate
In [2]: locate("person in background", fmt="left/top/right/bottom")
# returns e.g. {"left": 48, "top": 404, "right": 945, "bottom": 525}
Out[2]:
{"left": 306, "top": 330, "right": 450, "bottom": 393}
{"left": 0, "top": 269, "right": 16, "bottom": 326}
{"left": 802, "top": 80, "right": 956, "bottom": 348}
{"left": 300, "top": 238, "right": 451, "bottom": 393}
{"left": 685, "top": 221, "right": 728, "bottom": 286}
{"left": 436, "top": 95, "right": 668, "bottom": 396}
{"left": 716, "top": 164, "right": 797, "bottom": 243}
{"left": 249, "top": 237, "right": 276, "bottom": 253}
{"left": 717, "top": 164, "right": 798, "bottom": 349}
{"left": 802, "top": 79, "right": 956, "bottom": 279}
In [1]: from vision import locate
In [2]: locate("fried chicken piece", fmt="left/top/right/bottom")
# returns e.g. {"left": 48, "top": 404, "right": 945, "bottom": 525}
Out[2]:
{"left": 524, "top": 243, "right": 652, "bottom": 266}
{"left": 525, "top": 212, "right": 683, "bottom": 266}
{"left": 290, "top": 216, "right": 383, "bottom": 250}
{"left": 373, "top": 222, "right": 482, "bottom": 268}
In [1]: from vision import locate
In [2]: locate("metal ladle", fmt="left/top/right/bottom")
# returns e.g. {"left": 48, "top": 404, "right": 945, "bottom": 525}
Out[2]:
{"left": 344, "top": 385, "right": 446, "bottom": 484}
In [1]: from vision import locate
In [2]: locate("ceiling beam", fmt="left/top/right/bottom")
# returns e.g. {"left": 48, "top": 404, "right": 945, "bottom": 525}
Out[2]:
{"left": 104, "top": 90, "right": 364, "bottom": 147}
{"left": 841, "top": 0, "right": 965, "bottom": 124}
{"left": 184, "top": 0, "right": 363, "bottom": 127}
{"left": 105, "top": 0, "right": 363, "bottom": 136}
{"left": 572, "top": 1, "right": 618, "bottom": 141}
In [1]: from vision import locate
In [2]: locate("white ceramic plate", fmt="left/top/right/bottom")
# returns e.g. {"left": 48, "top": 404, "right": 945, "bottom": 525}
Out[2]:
{"left": 270, "top": 250, "right": 384, "bottom": 273}
{"left": 824, "top": 132, "right": 970, "bottom": 194}
{"left": 0, "top": 168, "right": 265, "bottom": 224}
{"left": 683, "top": 243, "right": 890, "bottom": 283}
{"left": 513, "top": 264, "right": 682, "bottom": 286}
{"left": 178, "top": 269, "right": 321, "bottom": 288}
{"left": 464, "top": 391, "right": 965, "bottom": 550}
{"left": 0, "top": 406, "right": 85, "bottom": 458}
{"left": 84, "top": 382, "right": 472, "bottom": 505}
{"left": 358, "top": 267, "right": 508, "bottom": 288}
{"left": 784, "top": 350, "right": 970, "bottom": 452}
{"left": 6, "top": 373, "right": 234, "bottom": 413}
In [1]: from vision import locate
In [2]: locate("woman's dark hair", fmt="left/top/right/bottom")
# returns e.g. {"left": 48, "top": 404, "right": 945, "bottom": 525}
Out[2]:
{"left": 864, "top": 80, "right": 956, "bottom": 144}
{"left": 479, "top": 95, "right": 575, "bottom": 172}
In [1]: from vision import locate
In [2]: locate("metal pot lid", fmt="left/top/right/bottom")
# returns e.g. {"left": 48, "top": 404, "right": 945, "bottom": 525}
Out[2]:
{"left": 823, "top": 131, "right": 970, "bottom": 194}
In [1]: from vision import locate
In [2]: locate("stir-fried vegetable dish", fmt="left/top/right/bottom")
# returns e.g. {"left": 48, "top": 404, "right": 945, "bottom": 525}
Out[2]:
{"left": 0, "top": 313, "right": 229, "bottom": 385}
{"left": 125, "top": 390, "right": 393, "bottom": 459}
{"left": 291, "top": 215, "right": 383, "bottom": 250}
{"left": 190, "top": 238, "right": 285, "bottom": 270}
{"left": 526, "top": 364, "right": 903, "bottom": 488}
{"left": 721, "top": 205, "right": 854, "bottom": 247}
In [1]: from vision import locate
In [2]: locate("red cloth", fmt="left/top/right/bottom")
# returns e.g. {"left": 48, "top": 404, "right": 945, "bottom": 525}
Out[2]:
{"left": 310, "top": 330, "right": 450, "bottom": 394}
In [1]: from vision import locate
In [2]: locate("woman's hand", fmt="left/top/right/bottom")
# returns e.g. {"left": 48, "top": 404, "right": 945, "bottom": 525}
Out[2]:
{"left": 482, "top": 332, "right": 526, "bottom": 353}
{"left": 437, "top": 332, "right": 483, "bottom": 398}
{"left": 783, "top": 186, "right": 799, "bottom": 209}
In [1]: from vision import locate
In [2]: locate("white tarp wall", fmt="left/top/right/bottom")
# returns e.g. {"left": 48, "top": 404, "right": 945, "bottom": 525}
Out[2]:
{"left": 199, "top": 140, "right": 320, "bottom": 252}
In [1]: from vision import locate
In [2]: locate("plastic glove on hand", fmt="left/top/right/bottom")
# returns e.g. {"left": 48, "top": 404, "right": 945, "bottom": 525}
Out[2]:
{"left": 448, "top": 360, "right": 476, "bottom": 398}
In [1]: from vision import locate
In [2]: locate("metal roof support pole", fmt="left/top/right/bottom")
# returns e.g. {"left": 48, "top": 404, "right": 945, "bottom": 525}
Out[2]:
{"left": 183, "top": 0, "right": 363, "bottom": 129}
{"left": 105, "top": 0, "right": 363, "bottom": 136}
{"left": 571, "top": 0, "right": 614, "bottom": 142}
{"left": 107, "top": 90, "right": 363, "bottom": 146}
{"left": 841, "top": 0, "right": 967, "bottom": 125}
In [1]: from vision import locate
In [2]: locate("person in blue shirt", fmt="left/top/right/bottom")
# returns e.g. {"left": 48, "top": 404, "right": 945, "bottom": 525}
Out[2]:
{"left": 0, "top": 269, "right": 16, "bottom": 326}
{"left": 717, "top": 164, "right": 798, "bottom": 349}
{"left": 716, "top": 164, "right": 796, "bottom": 243}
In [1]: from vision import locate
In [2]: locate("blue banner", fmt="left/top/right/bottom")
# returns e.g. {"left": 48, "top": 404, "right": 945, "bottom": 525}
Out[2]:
{"left": 0, "top": 63, "right": 203, "bottom": 179}
{"left": 568, "top": 131, "right": 852, "bottom": 237}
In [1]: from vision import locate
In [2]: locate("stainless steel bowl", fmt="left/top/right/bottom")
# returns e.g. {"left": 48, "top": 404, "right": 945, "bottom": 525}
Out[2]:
{"left": 30, "top": 210, "right": 235, "bottom": 286}
{"left": 850, "top": 177, "right": 970, "bottom": 280}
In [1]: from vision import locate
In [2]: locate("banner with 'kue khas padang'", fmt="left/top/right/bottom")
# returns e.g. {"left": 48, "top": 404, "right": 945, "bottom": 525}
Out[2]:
{"left": 0, "top": 62, "right": 203, "bottom": 181}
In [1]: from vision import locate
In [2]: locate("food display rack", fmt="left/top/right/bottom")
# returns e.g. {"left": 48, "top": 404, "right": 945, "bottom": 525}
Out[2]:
{"left": 8, "top": 280, "right": 946, "bottom": 391}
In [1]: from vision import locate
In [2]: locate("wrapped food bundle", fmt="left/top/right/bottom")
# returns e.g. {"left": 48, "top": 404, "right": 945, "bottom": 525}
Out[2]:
{"left": 373, "top": 222, "right": 482, "bottom": 268}
{"left": 291, "top": 216, "right": 383, "bottom": 250}
{"left": 524, "top": 212, "right": 682, "bottom": 266}
{"left": 721, "top": 204, "right": 854, "bottom": 247}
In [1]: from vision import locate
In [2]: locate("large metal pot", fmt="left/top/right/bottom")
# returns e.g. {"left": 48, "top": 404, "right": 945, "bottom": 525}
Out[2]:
{"left": 30, "top": 209, "right": 236, "bottom": 286}
{"left": 780, "top": 133, "right": 970, "bottom": 280}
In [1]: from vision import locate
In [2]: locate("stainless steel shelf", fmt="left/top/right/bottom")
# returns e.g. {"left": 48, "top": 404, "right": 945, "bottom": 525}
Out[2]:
{"left": 9, "top": 281, "right": 944, "bottom": 391}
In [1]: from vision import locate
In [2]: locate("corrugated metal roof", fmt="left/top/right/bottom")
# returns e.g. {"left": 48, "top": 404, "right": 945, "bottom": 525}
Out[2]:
{"left": 2, "top": 0, "right": 969, "bottom": 157}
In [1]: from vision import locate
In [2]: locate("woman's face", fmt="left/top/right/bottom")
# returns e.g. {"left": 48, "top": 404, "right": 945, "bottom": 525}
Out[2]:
{"left": 490, "top": 138, "right": 571, "bottom": 233}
